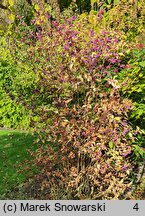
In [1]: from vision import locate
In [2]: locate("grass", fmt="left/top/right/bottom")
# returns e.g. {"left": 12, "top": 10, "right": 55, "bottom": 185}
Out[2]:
{"left": 0, "top": 129, "right": 36, "bottom": 199}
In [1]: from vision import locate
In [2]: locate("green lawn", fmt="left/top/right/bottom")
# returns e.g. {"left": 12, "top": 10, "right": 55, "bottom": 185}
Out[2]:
{"left": 0, "top": 129, "right": 36, "bottom": 199}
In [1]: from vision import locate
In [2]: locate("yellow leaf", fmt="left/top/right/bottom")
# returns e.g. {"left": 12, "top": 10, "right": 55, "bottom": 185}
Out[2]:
{"left": 114, "top": 117, "right": 121, "bottom": 121}
{"left": 35, "top": 20, "right": 40, "bottom": 25}
{"left": 34, "top": 4, "right": 40, "bottom": 11}
{"left": 9, "top": 13, "right": 15, "bottom": 21}
{"left": 118, "top": 52, "right": 124, "bottom": 56}
{"left": 8, "top": 0, "right": 14, "bottom": 7}
{"left": 41, "top": 15, "right": 46, "bottom": 21}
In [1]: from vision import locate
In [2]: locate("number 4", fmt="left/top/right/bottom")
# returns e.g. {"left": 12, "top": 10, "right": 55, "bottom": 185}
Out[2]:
{"left": 133, "top": 203, "right": 139, "bottom": 211}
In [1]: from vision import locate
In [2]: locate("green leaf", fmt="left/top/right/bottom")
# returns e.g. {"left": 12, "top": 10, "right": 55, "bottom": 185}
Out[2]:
{"left": 139, "top": 61, "right": 145, "bottom": 67}
{"left": 109, "top": 141, "right": 114, "bottom": 149}
{"left": 114, "top": 0, "right": 119, "bottom": 5}
{"left": 107, "top": 0, "right": 112, "bottom": 4}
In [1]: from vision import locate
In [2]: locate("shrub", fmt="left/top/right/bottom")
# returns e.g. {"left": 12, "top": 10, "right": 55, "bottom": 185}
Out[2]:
{"left": 0, "top": 36, "right": 39, "bottom": 129}
{"left": 86, "top": 1, "right": 145, "bottom": 40}
{"left": 116, "top": 41, "right": 145, "bottom": 129}
{"left": 32, "top": 89, "right": 141, "bottom": 199}
{"left": 4, "top": 7, "right": 145, "bottom": 199}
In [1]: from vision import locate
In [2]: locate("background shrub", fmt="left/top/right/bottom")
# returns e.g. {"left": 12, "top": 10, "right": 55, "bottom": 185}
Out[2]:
{"left": 116, "top": 42, "right": 145, "bottom": 130}
{"left": 0, "top": 36, "right": 39, "bottom": 129}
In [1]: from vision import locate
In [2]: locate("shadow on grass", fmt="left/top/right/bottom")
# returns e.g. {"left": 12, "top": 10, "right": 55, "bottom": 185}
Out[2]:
{"left": 0, "top": 130, "right": 37, "bottom": 199}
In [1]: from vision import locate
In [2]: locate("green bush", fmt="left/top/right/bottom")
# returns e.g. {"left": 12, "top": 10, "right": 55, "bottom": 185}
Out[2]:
{"left": 117, "top": 43, "right": 145, "bottom": 130}
{"left": 0, "top": 36, "right": 38, "bottom": 129}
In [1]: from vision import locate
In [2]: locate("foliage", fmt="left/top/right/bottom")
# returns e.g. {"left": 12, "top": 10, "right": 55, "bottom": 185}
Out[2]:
{"left": 5, "top": 13, "right": 144, "bottom": 199}
{"left": 0, "top": 1, "right": 145, "bottom": 200}
{"left": 0, "top": 36, "right": 39, "bottom": 129}
{"left": 116, "top": 41, "right": 145, "bottom": 130}
{"left": 82, "top": 0, "right": 145, "bottom": 40}
{"left": 32, "top": 93, "right": 140, "bottom": 199}
{"left": 12, "top": 0, "right": 33, "bottom": 24}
